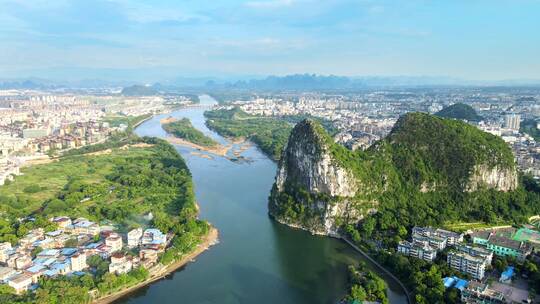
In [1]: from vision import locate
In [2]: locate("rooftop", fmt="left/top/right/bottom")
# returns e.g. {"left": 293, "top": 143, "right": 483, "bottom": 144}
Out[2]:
{"left": 489, "top": 235, "right": 526, "bottom": 251}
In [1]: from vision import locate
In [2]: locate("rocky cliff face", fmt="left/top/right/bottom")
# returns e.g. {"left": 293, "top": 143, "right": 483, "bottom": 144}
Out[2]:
{"left": 275, "top": 120, "right": 356, "bottom": 196}
{"left": 466, "top": 164, "right": 518, "bottom": 192}
{"left": 270, "top": 120, "right": 362, "bottom": 235}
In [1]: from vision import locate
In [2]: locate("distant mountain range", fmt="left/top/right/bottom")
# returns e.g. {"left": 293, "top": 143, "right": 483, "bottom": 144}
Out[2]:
{"left": 2, "top": 73, "right": 540, "bottom": 90}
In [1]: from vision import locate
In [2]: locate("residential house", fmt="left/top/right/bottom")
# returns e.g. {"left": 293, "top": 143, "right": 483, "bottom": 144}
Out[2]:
{"left": 0, "top": 266, "right": 16, "bottom": 282}
{"left": 142, "top": 229, "right": 166, "bottom": 246}
{"left": 105, "top": 234, "right": 123, "bottom": 253}
{"left": 447, "top": 251, "right": 487, "bottom": 280}
{"left": 127, "top": 228, "right": 143, "bottom": 248}
{"left": 7, "top": 272, "right": 33, "bottom": 294}
{"left": 70, "top": 252, "right": 87, "bottom": 272}
{"left": 109, "top": 253, "right": 133, "bottom": 275}
{"left": 397, "top": 240, "right": 438, "bottom": 262}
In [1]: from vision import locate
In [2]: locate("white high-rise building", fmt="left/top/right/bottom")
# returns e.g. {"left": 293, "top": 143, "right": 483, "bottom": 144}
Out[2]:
{"left": 504, "top": 113, "right": 521, "bottom": 130}
{"left": 127, "top": 228, "right": 143, "bottom": 248}
{"left": 70, "top": 252, "right": 87, "bottom": 272}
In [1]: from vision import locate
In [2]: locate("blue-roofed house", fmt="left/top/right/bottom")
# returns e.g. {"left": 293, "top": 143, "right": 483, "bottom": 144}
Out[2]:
{"left": 33, "top": 257, "right": 56, "bottom": 267}
{"left": 46, "top": 230, "right": 63, "bottom": 237}
{"left": 26, "top": 264, "right": 46, "bottom": 283}
{"left": 454, "top": 278, "right": 469, "bottom": 291}
{"left": 500, "top": 266, "right": 515, "bottom": 283}
{"left": 443, "top": 276, "right": 469, "bottom": 291}
{"left": 50, "top": 261, "right": 71, "bottom": 275}
{"left": 26, "top": 264, "right": 46, "bottom": 274}
{"left": 43, "top": 269, "right": 59, "bottom": 277}
{"left": 32, "top": 238, "right": 54, "bottom": 249}
{"left": 37, "top": 249, "right": 60, "bottom": 258}
{"left": 443, "top": 277, "right": 456, "bottom": 288}
{"left": 142, "top": 229, "right": 166, "bottom": 246}
{"left": 61, "top": 248, "right": 77, "bottom": 256}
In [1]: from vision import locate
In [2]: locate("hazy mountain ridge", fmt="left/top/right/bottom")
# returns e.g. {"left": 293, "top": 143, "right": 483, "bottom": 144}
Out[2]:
{"left": 3, "top": 73, "right": 540, "bottom": 90}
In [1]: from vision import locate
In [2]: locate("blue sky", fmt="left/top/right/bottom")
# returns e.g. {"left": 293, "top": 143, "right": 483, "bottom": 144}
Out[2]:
{"left": 0, "top": 0, "right": 539, "bottom": 81}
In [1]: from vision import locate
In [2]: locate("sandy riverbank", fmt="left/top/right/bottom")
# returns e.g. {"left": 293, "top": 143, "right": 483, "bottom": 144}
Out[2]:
{"left": 94, "top": 227, "right": 219, "bottom": 304}
{"left": 165, "top": 136, "right": 232, "bottom": 156}
{"left": 160, "top": 116, "right": 177, "bottom": 124}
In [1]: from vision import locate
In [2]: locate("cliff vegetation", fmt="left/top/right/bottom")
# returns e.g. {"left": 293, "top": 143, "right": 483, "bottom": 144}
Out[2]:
{"left": 269, "top": 113, "right": 540, "bottom": 236}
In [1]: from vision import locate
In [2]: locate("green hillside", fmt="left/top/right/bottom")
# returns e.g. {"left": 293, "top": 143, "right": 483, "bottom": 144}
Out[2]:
{"left": 435, "top": 103, "right": 482, "bottom": 121}
{"left": 271, "top": 113, "right": 540, "bottom": 233}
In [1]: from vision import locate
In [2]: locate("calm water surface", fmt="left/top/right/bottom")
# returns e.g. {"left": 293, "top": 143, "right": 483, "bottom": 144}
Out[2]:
{"left": 121, "top": 95, "right": 407, "bottom": 304}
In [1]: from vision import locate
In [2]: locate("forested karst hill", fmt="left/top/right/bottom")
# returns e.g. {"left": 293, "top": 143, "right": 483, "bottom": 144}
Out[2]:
{"left": 269, "top": 113, "right": 538, "bottom": 235}
{"left": 435, "top": 103, "right": 482, "bottom": 121}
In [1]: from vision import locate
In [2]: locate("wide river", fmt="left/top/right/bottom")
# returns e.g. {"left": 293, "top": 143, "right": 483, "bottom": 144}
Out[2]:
{"left": 123, "top": 95, "right": 407, "bottom": 304}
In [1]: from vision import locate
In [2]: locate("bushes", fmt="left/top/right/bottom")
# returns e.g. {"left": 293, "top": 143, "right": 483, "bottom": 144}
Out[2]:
{"left": 346, "top": 263, "right": 388, "bottom": 304}
{"left": 23, "top": 184, "right": 42, "bottom": 193}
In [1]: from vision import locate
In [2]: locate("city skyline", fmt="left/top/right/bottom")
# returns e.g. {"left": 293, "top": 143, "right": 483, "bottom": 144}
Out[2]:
{"left": 1, "top": 0, "right": 540, "bottom": 82}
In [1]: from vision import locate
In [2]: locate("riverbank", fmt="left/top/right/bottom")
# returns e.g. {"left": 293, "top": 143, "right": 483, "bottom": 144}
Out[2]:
{"left": 164, "top": 136, "right": 232, "bottom": 156}
{"left": 94, "top": 227, "right": 219, "bottom": 304}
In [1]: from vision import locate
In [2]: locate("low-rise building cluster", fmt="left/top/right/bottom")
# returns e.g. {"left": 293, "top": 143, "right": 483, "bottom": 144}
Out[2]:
{"left": 397, "top": 226, "right": 463, "bottom": 262}
{"left": 0, "top": 216, "right": 168, "bottom": 294}
{"left": 471, "top": 227, "right": 537, "bottom": 262}
{"left": 399, "top": 225, "right": 540, "bottom": 303}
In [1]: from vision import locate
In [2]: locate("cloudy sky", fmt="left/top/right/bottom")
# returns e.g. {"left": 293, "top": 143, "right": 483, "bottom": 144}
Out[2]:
{"left": 0, "top": 0, "right": 539, "bottom": 81}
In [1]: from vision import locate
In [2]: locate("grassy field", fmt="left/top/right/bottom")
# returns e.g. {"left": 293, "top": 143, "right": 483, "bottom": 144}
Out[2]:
{"left": 442, "top": 221, "right": 505, "bottom": 232}
{"left": 0, "top": 146, "right": 154, "bottom": 219}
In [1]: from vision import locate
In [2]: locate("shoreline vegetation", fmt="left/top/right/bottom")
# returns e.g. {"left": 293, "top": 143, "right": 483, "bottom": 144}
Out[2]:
{"left": 0, "top": 112, "right": 219, "bottom": 304}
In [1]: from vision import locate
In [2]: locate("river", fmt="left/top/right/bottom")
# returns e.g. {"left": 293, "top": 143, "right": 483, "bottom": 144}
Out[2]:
{"left": 121, "top": 95, "right": 407, "bottom": 304}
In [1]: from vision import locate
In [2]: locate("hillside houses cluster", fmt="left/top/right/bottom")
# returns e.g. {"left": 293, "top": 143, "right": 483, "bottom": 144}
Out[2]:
{"left": 0, "top": 216, "right": 168, "bottom": 294}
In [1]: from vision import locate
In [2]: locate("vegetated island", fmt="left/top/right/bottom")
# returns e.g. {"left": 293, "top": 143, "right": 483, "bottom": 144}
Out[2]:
{"left": 0, "top": 122, "right": 217, "bottom": 303}
{"left": 162, "top": 117, "right": 218, "bottom": 148}
{"left": 268, "top": 113, "right": 540, "bottom": 303}
{"left": 161, "top": 117, "right": 232, "bottom": 157}
{"left": 204, "top": 107, "right": 336, "bottom": 161}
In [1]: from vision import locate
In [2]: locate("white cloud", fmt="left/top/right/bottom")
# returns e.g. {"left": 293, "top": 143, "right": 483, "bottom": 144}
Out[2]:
{"left": 245, "top": 0, "right": 295, "bottom": 9}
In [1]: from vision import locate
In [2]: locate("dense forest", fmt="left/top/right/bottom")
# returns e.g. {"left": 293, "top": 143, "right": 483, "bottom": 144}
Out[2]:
{"left": 162, "top": 118, "right": 218, "bottom": 147}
